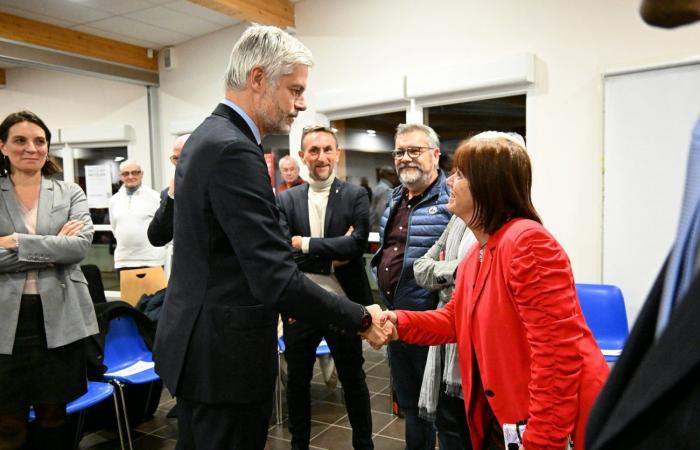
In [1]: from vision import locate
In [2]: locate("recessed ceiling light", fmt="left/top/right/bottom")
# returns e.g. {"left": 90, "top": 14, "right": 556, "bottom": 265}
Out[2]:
{"left": 366, "top": 129, "right": 376, "bottom": 135}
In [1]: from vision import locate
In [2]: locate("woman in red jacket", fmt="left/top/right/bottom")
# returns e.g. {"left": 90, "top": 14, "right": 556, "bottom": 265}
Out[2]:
{"left": 381, "top": 132, "right": 609, "bottom": 450}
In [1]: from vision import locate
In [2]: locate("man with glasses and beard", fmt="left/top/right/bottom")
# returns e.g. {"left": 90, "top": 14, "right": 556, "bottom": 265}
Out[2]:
{"left": 153, "top": 25, "right": 390, "bottom": 450}
{"left": 371, "top": 123, "right": 451, "bottom": 449}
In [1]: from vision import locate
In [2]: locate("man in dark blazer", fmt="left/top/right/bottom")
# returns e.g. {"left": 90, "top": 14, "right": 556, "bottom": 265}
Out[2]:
{"left": 586, "top": 2, "right": 700, "bottom": 449}
{"left": 147, "top": 133, "right": 189, "bottom": 247}
{"left": 153, "top": 25, "right": 390, "bottom": 450}
{"left": 277, "top": 126, "right": 374, "bottom": 450}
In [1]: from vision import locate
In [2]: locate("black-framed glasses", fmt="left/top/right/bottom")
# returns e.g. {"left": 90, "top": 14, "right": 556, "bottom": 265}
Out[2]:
{"left": 120, "top": 170, "right": 142, "bottom": 177}
{"left": 392, "top": 146, "right": 433, "bottom": 159}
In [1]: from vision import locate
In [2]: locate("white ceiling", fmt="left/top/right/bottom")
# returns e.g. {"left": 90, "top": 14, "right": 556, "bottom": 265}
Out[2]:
{"left": 0, "top": 0, "right": 246, "bottom": 49}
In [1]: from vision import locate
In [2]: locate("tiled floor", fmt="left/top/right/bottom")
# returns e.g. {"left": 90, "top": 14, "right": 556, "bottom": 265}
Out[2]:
{"left": 80, "top": 343, "right": 409, "bottom": 450}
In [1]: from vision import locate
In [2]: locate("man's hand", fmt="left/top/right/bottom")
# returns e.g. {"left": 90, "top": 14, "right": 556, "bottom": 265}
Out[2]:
{"left": 57, "top": 220, "right": 84, "bottom": 237}
{"left": 168, "top": 177, "right": 175, "bottom": 197}
{"left": 291, "top": 235, "right": 303, "bottom": 250}
{"left": 345, "top": 226, "right": 354, "bottom": 236}
{"left": 332, "top": 260, "right": 349, "bottom": 267}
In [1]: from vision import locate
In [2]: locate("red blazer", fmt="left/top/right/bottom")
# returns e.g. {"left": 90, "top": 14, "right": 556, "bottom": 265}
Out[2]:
{"left": 397, "top": 218, "right": 608, "bottom": 450}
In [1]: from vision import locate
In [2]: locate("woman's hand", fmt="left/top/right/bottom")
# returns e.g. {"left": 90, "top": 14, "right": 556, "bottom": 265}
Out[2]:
{"left": 378, "top": 310, "right": 399, "bottom": 341}
{"left": 57, "top": 220, "right": 84, "bottom": 237}
{"left": 0, "top": 233, "right": 18, "bottom": 249}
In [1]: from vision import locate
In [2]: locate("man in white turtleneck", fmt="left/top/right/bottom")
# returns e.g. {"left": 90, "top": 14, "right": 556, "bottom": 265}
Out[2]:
{"left": 277, "top": 125, "right": 375, "bottom": 450}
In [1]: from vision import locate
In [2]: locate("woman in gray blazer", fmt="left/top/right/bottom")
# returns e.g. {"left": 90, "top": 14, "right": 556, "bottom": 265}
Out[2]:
{"left": 0, "top": 111, "right": 98, "bottom": 450}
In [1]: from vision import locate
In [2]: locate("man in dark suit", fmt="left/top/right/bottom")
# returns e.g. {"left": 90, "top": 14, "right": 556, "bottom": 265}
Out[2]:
{"left": 586, "top": 2, "right": 700, "bottom": 449}
{"left": 153, "top": 25, "right": 391, "bottom": 450}
{"left": 147, "top": 133, "right": 189, "bottom": 247}
{"left": 277, "top": 125, "right": 374, "bottom": 450}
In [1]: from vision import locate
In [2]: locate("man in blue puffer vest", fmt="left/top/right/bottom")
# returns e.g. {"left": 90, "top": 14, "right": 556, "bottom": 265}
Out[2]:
{"left": 371, "top": 123, "right": 451, "bottom": 450}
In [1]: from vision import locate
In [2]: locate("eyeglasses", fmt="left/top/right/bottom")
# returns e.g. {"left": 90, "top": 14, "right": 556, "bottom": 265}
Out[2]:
{"left": 120, "top": 170, "right": 142, "bottom": 177}
{"left": 392, "top": 146, "right": 433, "bottom": 159}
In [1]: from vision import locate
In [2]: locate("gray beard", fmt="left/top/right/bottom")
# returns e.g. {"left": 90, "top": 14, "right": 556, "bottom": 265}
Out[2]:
{"left": 399, "top": 166, "right": 430, "bottom": 189}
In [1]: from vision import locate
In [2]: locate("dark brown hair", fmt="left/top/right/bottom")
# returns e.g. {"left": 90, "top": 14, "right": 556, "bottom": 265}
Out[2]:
{"left": 0, "top": 110, "right": 61, "bottom": 177}
{"left": 453, "top": 136, "right": 541, "bottom": 234}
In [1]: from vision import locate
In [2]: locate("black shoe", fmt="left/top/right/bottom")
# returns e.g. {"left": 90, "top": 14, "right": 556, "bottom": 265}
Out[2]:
{"left": 166, "top": 403, "right": 179, "bottom": 419}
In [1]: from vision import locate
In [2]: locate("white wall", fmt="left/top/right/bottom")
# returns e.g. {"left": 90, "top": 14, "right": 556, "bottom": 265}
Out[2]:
{"left": 155, "top": 0, "right": 700, "bottom": 292}
{"left": 0, "top": 68, "right": 152, "bottom": 186}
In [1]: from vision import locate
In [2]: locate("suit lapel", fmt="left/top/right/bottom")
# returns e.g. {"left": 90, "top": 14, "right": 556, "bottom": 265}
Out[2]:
{"left": 324, "top": 178, "right": 342, "bottom": 235}
{"left": 35, "top": 177, "right": 54, "bottom": 236}
{"left": 0, "top": 176, "right": 29, "bottom": 234}
{"left": 594, "top": 267, "right": 700, "bottom": 448}
{"left": 298, "top": 183, "right": 311, "bottom": 236}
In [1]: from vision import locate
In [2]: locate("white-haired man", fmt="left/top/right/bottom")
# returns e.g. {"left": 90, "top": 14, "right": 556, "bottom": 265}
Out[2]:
{"left": 153, "top": 25, "right": 391, "bottom": 450}
{"left": 108, "top": 159, "right": 164, "bottom": 280}
{"left": 277, "top": 155, "right": 305, "bottom": 193}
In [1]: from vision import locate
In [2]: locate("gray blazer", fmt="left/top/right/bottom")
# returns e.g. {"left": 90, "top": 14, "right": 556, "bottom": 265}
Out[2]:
{"left": 0, "top": 176, "right": 98, "bottom": 354}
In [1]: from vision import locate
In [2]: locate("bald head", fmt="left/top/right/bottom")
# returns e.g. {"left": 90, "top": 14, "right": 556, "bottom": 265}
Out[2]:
{"left": 170, "top": 134, "right": 190, "bottom": 165}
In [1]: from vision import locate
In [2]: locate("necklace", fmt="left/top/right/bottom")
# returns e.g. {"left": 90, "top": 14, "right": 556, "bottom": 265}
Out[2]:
{"left": 478, "top": 242, "right": 487, "bottom": 262}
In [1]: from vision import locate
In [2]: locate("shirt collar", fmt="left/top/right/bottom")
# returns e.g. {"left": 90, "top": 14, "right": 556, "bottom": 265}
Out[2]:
{"left": 221, "top": 98, "right": 262, "bottom": 145}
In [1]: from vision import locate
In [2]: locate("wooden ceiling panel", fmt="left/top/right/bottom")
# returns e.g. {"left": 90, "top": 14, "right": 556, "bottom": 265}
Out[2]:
{"left": 189, "top": 0, "right": 294, "bottom": 28}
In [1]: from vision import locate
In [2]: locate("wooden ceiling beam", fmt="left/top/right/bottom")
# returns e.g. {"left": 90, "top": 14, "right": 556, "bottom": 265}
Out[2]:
{"left": 189, "top": 0, "right": 294, "bottom": 28}
{"left": 0, "top": 13, "right": 158, "bottom": 72}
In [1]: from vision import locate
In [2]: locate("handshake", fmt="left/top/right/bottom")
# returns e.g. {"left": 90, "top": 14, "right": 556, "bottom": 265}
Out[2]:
{"left": 359, "top": 304, "right": 399, "bottom": 350}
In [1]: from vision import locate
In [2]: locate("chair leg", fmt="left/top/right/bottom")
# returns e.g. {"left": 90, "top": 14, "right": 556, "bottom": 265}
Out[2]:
{"left": 73, "top": 410, "right": 85, "bottom": 450}
{"left": 111, "top": 381, "right": 134, "bottom": 450}
{"left": 111, "top": 389, "right": 127, "bottom": 450}
{"left": 276, "top": 351, "right": 283, "bottom": 425}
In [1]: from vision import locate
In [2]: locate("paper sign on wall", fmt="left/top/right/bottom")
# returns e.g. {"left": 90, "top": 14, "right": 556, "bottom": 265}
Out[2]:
{"left": 85, "top": 164, "right": 113, "bottom": 208}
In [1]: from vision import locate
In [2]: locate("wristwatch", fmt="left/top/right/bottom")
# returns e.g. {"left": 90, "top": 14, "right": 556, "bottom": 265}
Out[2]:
{"left": 358, "top": 306, "right": 372, "bottom": 332}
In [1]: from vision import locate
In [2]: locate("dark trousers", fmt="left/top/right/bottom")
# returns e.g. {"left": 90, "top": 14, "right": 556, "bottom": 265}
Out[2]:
{"left": 175, "top": 396, "right": 272, "bottom": 450}
{"left": 436, "top": 389, "right": 471, "bottom": 450}
{"left": 283, "top": 320, "right": 373, "bottom": 450}
{"left": 387, "top": 341, "right": 435, "bottom": 450}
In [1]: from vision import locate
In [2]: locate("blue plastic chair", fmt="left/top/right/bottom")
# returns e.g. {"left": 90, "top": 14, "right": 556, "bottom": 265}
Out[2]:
{"left": 275, "top": 336, "right": 332, "bottom": 424}
{"left": 29, "top": 381, "right": 120, "bottom": 449}
{"left": 103, "top": 315, "right": 160, "bottom": 450}
{"left": 576, "top": 283, "right": 630, "bottom": 363}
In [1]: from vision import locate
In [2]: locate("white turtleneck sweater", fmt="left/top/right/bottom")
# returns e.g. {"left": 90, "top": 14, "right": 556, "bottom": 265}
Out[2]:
{"left": 301, "top": 175, "right": 344, "bottom": 295}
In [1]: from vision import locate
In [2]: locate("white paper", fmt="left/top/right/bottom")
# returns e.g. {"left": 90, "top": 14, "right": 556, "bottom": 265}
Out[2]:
{"left": 85, "top": 164, "right": 113, "bottom": 208}
{"left": 105, "top": 360, "right": 155, "bottom": 377}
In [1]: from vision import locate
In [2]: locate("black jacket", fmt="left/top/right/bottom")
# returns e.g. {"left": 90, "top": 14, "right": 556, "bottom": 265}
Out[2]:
{"left": 586, "top": 256, "right": 700, "bottom": 449}
{"left": 147, "top": 188, "right": 173, "bottom": 247}
{"left": 277, "top": 178, "right": 373, "bottom": 307}
{"left": 153, "top": 103, "right": 365, "bottom": 404}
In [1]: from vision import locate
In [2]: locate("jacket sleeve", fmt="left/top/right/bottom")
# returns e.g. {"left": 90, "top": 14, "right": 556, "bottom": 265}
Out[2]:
{"left": 147, "top": 190, "right": 174, "bottom": 247}
{"left": 15, "top": 183, "right": 94, "bottom": 266}
{"left": 307, "top": 188, "right": 370, "bottom": 260}
{"left": 396, "top": 297, "right": 458, "bottom": 345}
{"left": 413, "top": 218, "right": 460, "bottom": 290}
{"left": 0, "top": 249, "right": 51, "bottom": 273}
{"left": 507, "top": 228, "right": 583, "bottom": 450}
{"left": 209, "top": 143, "right": 364, "bottom": 334}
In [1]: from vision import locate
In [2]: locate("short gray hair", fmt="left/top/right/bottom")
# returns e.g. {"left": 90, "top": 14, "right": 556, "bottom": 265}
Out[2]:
{"left": 225, "top": 24, "right": 314, "bottom": 90}
{"left": 278, "top": 155, "right": 299, "bottom": 170}
{"left": 395, "top": 123, "right": 440, "bottom": 149}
